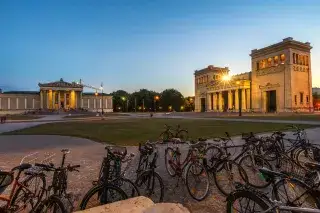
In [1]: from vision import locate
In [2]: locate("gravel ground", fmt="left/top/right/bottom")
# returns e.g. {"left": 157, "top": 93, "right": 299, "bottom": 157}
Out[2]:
{"left": 0, "top": 128, "right": 319, "bottom": 213}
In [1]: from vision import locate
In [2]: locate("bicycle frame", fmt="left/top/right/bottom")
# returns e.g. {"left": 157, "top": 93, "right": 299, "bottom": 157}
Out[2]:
{"left": 0, "top": 172, "right": 35, "bottom": 210}
{"left": 169, "top": 147, "right": 197, "bottom": 175}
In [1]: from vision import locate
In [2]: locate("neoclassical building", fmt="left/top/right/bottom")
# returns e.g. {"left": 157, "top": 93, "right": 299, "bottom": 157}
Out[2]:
{"left": 0, "top": 78, "right": 113, "bottom": 114}
{"left": 194, "top": 37, "right": 313, "bottom": 113}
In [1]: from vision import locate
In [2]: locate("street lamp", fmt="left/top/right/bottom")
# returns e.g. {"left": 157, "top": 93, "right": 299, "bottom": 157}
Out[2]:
{"left": 236, "top": 81, "right": 242, "bottom": 116}
{"left": 100, "top": 83, "right": 104, "bottom": 114}
{"left": 121, "top": 96, "right": 126, "bottom": 112}
{"left": 154, "top": 95, "right": 159, "bottom": 112}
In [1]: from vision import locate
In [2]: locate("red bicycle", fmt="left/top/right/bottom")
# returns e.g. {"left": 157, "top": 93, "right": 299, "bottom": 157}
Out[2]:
{"left": 164, "top": 140, "right": 209, "bottom": 201}
{"left": 0, "top": 163, "right": 46, "bottom": 212}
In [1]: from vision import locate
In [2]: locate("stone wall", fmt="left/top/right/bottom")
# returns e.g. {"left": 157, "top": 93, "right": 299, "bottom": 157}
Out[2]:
{"left": 75, "top": 196, "right": 190, "bottom": 213}
{"left": 82, "top": 95, "right": 113, "bottom": 112}
{"left": 0, "top": 93, "right": 40, "bottom": 112}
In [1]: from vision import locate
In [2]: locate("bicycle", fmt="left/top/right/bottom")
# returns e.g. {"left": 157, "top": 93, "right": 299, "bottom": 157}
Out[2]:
{"left": 0, "top": 163, "right": 46, "bottom": 212}
{"left": 34, "top": 149, "right": 80, "bottom": 213}
{"left": 226, "top": 164, "right": 320, "bottom": 213}
{"left": 79, "top": 146, "right": 133, "bottom": 210}
{"left": 159, "top": 124, "right": 188, "bottom": 142}
{"left": 135, "top": 141, "right": 164, "bottom": 203}
{"left": 165, "top": 139, "right": 209, "bottom": 201}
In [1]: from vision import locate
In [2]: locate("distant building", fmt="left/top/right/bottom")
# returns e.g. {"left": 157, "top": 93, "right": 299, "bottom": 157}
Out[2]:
{"left": 313, "top": 87, "right": 320, "bottom": 94}
{"left": 194, "top": 37, "right": 313, "bottom": 112}
{"left": 0, "top": 78, "right": 113, "bottom": 114}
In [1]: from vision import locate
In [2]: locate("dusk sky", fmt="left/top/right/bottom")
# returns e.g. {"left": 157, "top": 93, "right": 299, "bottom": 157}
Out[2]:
{"left": 1, "top": 0, "right": 319, "bottom": 96}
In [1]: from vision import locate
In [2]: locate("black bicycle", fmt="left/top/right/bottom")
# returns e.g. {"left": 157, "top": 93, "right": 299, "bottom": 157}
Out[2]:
{"left": 34, "top": 149, "right": 80, "bottom": 213}
{"left": 79, "top": 146, "right": 134, "bottom": 210}
{"left": 135, "top": 141, "right": 164, "bottom": 203}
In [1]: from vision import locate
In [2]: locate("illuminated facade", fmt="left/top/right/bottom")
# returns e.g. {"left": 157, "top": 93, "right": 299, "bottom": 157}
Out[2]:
{"left": 0, "top": 78, "right": 113, "bottom": 113}
{"left": 194, "top": 37, "right": 313, "bottom": 113}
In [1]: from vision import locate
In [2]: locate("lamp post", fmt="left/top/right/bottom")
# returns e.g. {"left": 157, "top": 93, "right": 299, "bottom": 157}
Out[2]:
{"left": 236, "top": 81, "right": 242, "bottom": 116}
{"left": 154, "top": 95, "right": 159, "bottom": 112}
{"left": 121, "top": 96, "right": 126, "bottom": 112}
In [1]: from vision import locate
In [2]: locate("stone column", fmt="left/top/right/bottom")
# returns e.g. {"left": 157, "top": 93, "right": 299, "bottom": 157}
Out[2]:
{"left": 80, "top": 92, "right": 83, "bottom": 108}
{"left": 40, "top": 90, "right": 43, "bottom": 109}
{"left": 25, "top": 97, "right": 27, "bottom": 109}
{"left": 75, "top": 92, "right": 78, "bottom": 108}
{"left": 0, "top": 97, "right": 1, "bottom": 109}
{"left": 64, "top": 93, "right": 67, "bottom": 109}
{"left": 228, "top": 91, "right": 232, "bottom": 110}
{"left": 88, "top": 99, "right": 90, "bottom": 109}
{"left": 33, "top": 98, "right": 35, "bottom": 109}
{"left": 213, "top": 93, "right": 217, "bottom": 110}
{"left": 52, "top": 91, "right": 55, "bottom": 110}
{"left": 58, "top": 91, "right": 61, "bottom": 109}
{"left": 207, "top": 93, "right": 211, "bottom": 111}
{"left": 16, "top": 98, "right": 19, "bottom": 109}
{"left": 235, "top": 89, "right": 239, "bottom": 111}
{"left": 242, "top": 89, "right": 246, "bottom": 110}
{"left": 246, "top": 89, "right": 250, "bottom": 110}
{"left": 218, "top": 92, "right": 223, "bottom": 112}
{"left": 46, "top": 91, "right": 49, "bottom": 109}
{"left": 8, "top": 98, "right": 10, "bottom": 109}
{"left": 106, "top": 98, "right": 108, "bottom": 109}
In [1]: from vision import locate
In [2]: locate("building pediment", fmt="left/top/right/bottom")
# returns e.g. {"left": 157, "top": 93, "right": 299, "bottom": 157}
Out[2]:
{"left": 38, "top": 78, "right": 83, "bottom": 89}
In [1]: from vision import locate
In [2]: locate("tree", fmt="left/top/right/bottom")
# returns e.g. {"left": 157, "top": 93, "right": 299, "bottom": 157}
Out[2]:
{"left": 129, "top": 89, "right": 160, "bottom": 112}
{"left": 111, "top": 90, "right": 130, "bottom": 112}
{"left": 159, "top": 89, "right": 185, "bottom": 112}
{"left": 184, "top": 96, "right": 195, "bottom": 112}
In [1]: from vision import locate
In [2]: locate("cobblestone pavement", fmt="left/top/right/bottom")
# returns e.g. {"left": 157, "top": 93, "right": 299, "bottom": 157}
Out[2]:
{"left": 0, "top": 128, "right": 319, "bottom": 212}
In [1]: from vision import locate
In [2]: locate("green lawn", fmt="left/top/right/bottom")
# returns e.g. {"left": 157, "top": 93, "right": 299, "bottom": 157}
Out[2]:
{"left": 3, "top": 118, "right": 317, "bottom": 146}
{"left": 216, "top": 114, "right": 320, "bottom": 121}
{"left": 4, "top": 114, "right": 43, "bottom": 120}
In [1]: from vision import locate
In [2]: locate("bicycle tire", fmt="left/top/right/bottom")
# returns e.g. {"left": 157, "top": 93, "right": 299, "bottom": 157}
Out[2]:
{"left": 185, "top": 161, "right": 209, "bottom": 201}
{"left": 272, "top": 177, "right": 320, "bottom": 209}
{"left": 214, "top": 160, "right": 248, "bottom": 196}
{"left": 165, "top": 147, "right": 177, "bottom": 177}
{"left": 238, "top": 154, "right": 273, "bottom": 188}
{"left": 79, "top": 184, "right": 128, "bottom": 210}
{"left": 226, "top": 190, "right": 270, "bottom": 213}
{"left": 111, "top": 177, "right": 140, "bottom": 198}
{"left": 295, "top": 148, "right": 316, "bottom": 169}
{"left": 135, "top": 170, "right": 164, "bottom": 203}
{"left": 33, "top": 195, "right": 66, "bottom": 213}
{"left": 204, "top": 145, "right": 223, "bottom": 171}
{"left": 11, "top": 173, "right": 46, "bottom": 212}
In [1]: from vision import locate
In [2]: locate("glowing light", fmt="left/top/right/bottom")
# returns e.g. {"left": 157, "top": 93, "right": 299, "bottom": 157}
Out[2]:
{"left": 222, "top": 75, "right": 231, "bottom": 82}
{"left": 236, "top": 81, "right": 240, "bottom": 85}
{"left": 154, "top": 96, "right": 160, "bottom": 100}
{"left": 121, "top": 97, "right": 126, "bottom": 101}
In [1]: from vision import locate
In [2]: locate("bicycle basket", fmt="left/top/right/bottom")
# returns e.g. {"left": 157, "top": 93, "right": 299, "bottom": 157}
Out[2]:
{"left": 0, "top": 171, "right": 14, "bottom": 193}
{"left": 105, "top": 146, "right": 127, "bottom": 160}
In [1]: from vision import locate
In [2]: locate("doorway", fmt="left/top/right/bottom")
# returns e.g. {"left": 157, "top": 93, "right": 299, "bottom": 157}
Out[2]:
{"left": 266, "top": 90, "right": 277, "bottom": 112}
{"left": 222, "top": 91, "right": 229, "bottom": 112}
{"left": 200, "top": 98, "right": 206, "bottom": 112}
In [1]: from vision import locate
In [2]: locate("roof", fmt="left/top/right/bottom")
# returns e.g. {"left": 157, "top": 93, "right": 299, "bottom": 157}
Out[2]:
{"left": 1, "top": 91, "right": 39, "bottom": 95}
{"left": 250, "top": 37, "right": 312, "bottom": 59}
{"left": 194, "top": 65, "right": 229, "bottom": 76}
{"left": 82, "top": 92, "right": 111, "bottom": 96}
{"left": 38, "top": 78, "right": 83, "bottom": 88}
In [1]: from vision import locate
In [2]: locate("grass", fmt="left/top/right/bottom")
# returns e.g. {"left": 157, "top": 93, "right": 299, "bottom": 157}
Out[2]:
{"left": 2, "top": 118, "right": 317, "bottom": 146}
{"left": 4, "top": 114, "right": 43, "bottom": 120}
{"left": 216, "top": 114, "right": 320, "bottom": 121}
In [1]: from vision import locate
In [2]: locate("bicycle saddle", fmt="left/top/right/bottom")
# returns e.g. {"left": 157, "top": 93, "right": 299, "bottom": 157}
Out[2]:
{"left": 61, "top": 149, "right": 70, "bottom": 154}
{"left": 11, "top": 163, "right": 32, "bottom": 172}
{"left": 258, "top": 167, "right": 287, "bottom": 180}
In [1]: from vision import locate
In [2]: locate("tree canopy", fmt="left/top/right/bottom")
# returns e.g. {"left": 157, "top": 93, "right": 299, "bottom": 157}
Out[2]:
{"left": 110, "top": 88, "right": 194, "bottom": 112}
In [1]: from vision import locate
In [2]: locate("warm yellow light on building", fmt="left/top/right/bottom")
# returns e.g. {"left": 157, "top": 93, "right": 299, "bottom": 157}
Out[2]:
{"left": 222, "top": 75, "right": 231, "bottom": 82}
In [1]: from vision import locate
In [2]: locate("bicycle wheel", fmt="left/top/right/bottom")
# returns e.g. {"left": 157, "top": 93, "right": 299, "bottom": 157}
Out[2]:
{"left": 135, "top": 170, "right": 164, "bottom": 203}
{"left": 205, "top": 145, "right": 223, "bottom": 171}
{"left": 296, "top": 148, "right": 317, "bottom": 169}
{"left": 176, "top": 130, "right": 188, "bottom": 141}
{"left": 165, "top": 147, "right": 177, "bottom": 177}
{"left": 34, "top": 195, "right": 66, "bottom": 213}
{"left": 238, "top": 154, "right": 272, "bottom": 188}
{"left": 272, "top": 178, "right": 320, "bottom": 209}
{"left": 111, "top": 177, "right": 140, "bottom": 198}
{"left": 79, "top": 184, "right": 128, "bottom": 210}
{"left": 11, "top": 173, "right": 46, "bottom": 212}
{"left": 214, "top": 160, "right": 248, "bottom": 196}
{"left": 226, "top": 190, "right": 270, "bottom": 213}
{"left": 185, "top": 161, "right": 209, "bottom": 201}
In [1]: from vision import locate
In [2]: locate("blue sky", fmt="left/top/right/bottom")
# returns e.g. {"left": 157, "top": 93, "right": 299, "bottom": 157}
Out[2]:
{"left": 1, "top": 0, "right": 319, "bottom": 96}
